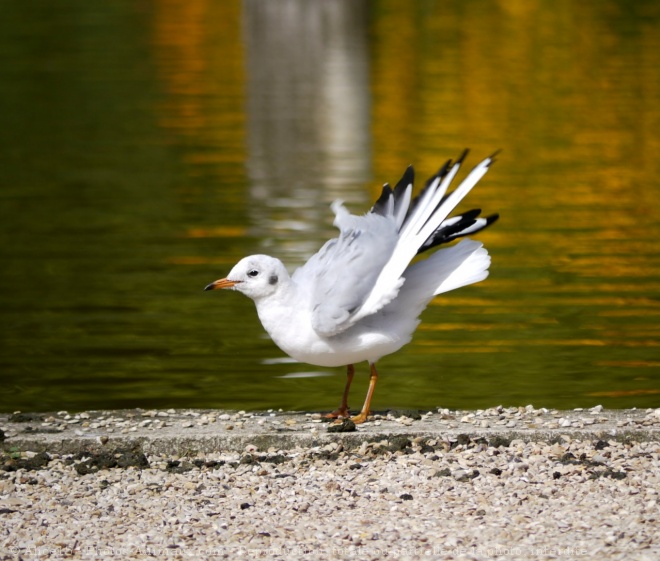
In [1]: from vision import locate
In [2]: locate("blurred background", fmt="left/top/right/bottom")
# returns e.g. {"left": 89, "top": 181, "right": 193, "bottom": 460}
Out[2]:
{"left": 1, "top": 0, "right": 659, "bottom": 414}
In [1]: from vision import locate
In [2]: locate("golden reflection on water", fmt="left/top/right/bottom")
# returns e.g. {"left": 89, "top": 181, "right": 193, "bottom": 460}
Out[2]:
{"left": 184, "top": 226, "right": 248, "bottom": 239}
{"left": 2, "top": 0, "right": 659, "bottom": 414}
{"left": 151, "top": 0, "right": 246, "bottom": 174}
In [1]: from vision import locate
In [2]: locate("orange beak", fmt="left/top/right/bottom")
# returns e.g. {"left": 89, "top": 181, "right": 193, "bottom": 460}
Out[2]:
{"left": 204, "top": 278, "right": 240, "bottom": 291}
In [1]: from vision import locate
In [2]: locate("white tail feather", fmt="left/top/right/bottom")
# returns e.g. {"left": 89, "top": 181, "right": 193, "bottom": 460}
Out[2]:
{"left": 433, "top": 243, "right": 490, "bottom": 295}
{"left": 400, "top": 238, "right": 489, "bottom": 296}
{"left": 384, "top": 239, "right": 490, "bottom": 329}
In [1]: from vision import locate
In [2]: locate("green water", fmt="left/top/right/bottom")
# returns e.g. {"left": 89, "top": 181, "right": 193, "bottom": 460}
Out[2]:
{"left": 1, "top": 0, "right": 659, "bottom": 414}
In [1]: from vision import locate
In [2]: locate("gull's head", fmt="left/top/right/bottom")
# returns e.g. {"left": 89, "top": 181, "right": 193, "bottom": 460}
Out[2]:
{"left": 204, "top": 255, "right": 288, "bottom": 301}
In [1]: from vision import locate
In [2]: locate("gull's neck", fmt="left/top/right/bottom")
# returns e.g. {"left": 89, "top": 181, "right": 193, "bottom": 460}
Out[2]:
{"left": 253, "top": 276, "right": 300, "bottom": 332}
{"left": 252, "top": 276, "right": 315, "bottom": 356}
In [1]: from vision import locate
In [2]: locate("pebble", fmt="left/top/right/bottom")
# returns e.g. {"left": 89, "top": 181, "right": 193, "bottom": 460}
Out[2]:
{"left": 1, "top": 407, "right": 659, "bottom": 560}
{"left": 0, "top": 441, "right": 658, "bottom": 559}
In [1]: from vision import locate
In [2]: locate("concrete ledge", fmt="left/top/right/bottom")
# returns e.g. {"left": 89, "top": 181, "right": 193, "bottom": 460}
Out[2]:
{"left": 2, "top": 406, "right": 658, "bottom": 456}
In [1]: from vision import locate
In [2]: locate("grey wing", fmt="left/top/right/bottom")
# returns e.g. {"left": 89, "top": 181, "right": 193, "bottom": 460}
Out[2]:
{"left": 292, "top": 201, "right": 399, "bottom": 337}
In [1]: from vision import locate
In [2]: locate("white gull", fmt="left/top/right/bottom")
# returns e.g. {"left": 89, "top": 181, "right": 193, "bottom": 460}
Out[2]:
{"left": 205, "top": 150, "right": 499, "bottom": 423}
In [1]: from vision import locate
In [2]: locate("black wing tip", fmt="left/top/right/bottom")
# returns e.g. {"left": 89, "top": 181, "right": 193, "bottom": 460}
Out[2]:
{"left": 426, "top": 159, "right": 452, "bottom": 188}
{"left": 417, "top": 209, "right": 499, "bottom": 254}
{"left": 392, "top": 166, "right": 414, "bottom": 203}
{"left": 486, "top": 149, "right": 502, "bottom": 165}
{"left": 438, "top": 159, "right": 452, "bottom": 175}
{"left": 462, "top": 208, "right": 482, "bottom": 220}
{"left": 456, "top": 148, "right": 470, "bottom": 165}
{"left": 371, "top": 184, "right": 393, "bottom": 216}
{"left": 399, "top": 165, "right": 414, "bottom": 185}
{"left": 455, "top": 148, "right": 500, "bottom": 168}
{"left": 485, "top": 213, "right": 500, "bottom": 225}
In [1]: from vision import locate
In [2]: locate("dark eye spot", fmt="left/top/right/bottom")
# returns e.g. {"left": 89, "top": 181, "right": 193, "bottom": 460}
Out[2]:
{"left": 269, "top": 274, "right": 278, "bottom": 285}
{"left": 248, "top": 270, "right": 259, "bottom": 278}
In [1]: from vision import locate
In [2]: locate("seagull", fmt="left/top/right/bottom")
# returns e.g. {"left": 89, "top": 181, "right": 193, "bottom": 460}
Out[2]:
{"left": 205, "top": 150, "right": 498, "bottom": 423}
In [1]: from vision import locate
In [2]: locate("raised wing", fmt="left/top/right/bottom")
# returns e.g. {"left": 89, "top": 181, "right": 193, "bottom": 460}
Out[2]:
{"left": 352, "top": 150, "right": 498, "bottom": 323}
{"left": 292, "top": 202, "right": 400, "bottom": 337}
{"left": 293, "top": 150, "right": 498, "bottom": 338}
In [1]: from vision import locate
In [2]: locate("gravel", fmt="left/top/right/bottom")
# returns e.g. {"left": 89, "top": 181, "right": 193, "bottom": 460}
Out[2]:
{"left": 1, "top": 406, "right": 659, "bottom": 560}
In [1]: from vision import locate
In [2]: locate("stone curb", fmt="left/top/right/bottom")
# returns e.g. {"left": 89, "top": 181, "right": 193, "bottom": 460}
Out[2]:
{"left": 2, "top": 407, "right": 658, "bottom": 456}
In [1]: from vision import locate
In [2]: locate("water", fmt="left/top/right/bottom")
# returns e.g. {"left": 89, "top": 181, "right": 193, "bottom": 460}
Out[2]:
{"left": 1, "top": 0, "right": 659, "bottom": 414}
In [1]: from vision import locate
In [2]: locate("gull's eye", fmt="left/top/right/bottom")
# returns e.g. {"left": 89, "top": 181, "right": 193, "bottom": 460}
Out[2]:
{"left": 247, "top": 269, "right": 259, "bottom": 278}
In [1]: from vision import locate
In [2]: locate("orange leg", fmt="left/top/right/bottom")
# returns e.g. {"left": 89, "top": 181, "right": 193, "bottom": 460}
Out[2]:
{"left": 324, "top": 364, "right": 355, "bottom": 419}
{"left": 350, "top": 363, "right": 378, "bottom": 424}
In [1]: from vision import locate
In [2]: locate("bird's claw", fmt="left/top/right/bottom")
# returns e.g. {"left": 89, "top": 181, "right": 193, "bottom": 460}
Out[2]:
{"left": 349, "top": 411, "right": 370, "bottom": 425}
{"left": 324, "top": 408, "right": 351, "bottom": 420}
